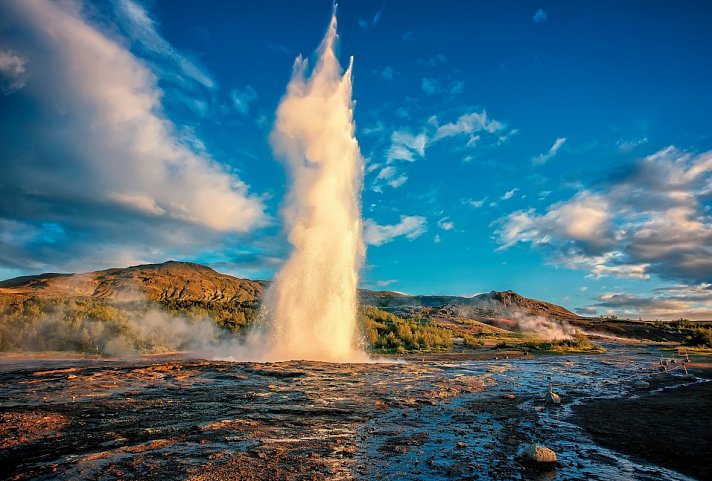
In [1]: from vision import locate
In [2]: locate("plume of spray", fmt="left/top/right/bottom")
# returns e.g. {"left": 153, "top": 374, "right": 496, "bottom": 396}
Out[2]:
{"left": 244, "top": 12, "right": 367, "bottom": 362}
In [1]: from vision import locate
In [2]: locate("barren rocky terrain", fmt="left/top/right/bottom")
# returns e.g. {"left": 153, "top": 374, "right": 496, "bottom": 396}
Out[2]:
{"left": 1, "top": 345, "right": 710, "bottom": 481}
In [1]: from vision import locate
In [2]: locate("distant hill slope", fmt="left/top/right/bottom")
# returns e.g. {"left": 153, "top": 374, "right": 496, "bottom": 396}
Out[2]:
{"left": 0, "top": 261, "right": 265, "bottom": 304}
{"left": 360, "top": 289, "right": 582, "bottom": 321}
{"left": 0, "top": 261, "right": 581, "bottom": 320}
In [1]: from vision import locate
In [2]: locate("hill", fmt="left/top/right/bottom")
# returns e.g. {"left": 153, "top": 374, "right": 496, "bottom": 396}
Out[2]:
{"left": 1, "top": 261, "right": 582, "bottom": 323}
{"left": 0, "top": 261, "right": 266, "bottom": 304}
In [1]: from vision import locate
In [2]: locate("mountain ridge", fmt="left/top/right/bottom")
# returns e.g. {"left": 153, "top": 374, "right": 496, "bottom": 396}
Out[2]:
{"left": 0, "top": 261, "right": 583, "bottom": 321}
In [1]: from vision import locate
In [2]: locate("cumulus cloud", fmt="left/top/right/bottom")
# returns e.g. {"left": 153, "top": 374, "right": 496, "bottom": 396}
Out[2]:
{"left": 496, "top": 147, "right": 712, "bottom": 284}
{"left": 0, "top": 49, "right": 28, "bottom": 94}
{"left": 364, "top": 215, "right": 427, "bottom": 246}
{"left": 0, "top": 0, "right": 265, "bottom": 272}
{"left": 532, "top": 137, "right": 566, "bottom": 165}
{"left": 587, "top": 283, "right": 712, "bottom": 320}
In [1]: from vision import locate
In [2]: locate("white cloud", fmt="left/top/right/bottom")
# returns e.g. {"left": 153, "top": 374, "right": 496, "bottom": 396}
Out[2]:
{"left": 533, "top": 9, "right": 548, "bottom": 23}
{"left": 496, "top": 147, "right": 712, "bottom": 283}
{"left": 616, "top": 136, "right": 649, "bottom": 152}
{"left": 0, "top": 49, "right": 28, "bottom": 94}
{"left": 432, "top": 111, "right": 504, "bottom": 142}
{"left": 465, "top": 197, "right": 487, "bottom": 208}
{"left": 0, "top": 0, "right": 265, "bottom": 271}
{"left": 364, "top": 215, "right": 428, "bottom": 246}
{"left": 386, "top": 130, "right": 427, "bottom": 162}
{"left": 532, "top": 137, "right": 566, "bottom": 165}
{"left": 587, "top": 283, "right": 712, "bottom": 320}
{"left": 437, "top": 218, "right": 454, "bottom": 231}
{"left": 231, "top": 85, "right": 257, "bottom": 115}
{"left": 501, "top": 188, "right": 519, "bottom": 200}
{"left": 374, "top": 165, "right": 408, "bottom": 189}
{"left": 114, "top": 0, "right": 215, "bottom": 90}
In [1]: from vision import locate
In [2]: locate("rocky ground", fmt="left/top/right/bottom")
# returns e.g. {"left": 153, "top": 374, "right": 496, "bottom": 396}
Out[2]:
{"left": 0, "top": 345, "right": 709, "bottom": 481}
{"left": 572, "top": 370, "right": 712, "bottom": 481}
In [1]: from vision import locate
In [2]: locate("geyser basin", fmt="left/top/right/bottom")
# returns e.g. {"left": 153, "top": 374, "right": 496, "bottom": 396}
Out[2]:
{"left": 245, "top": 12, "right": 367, "bottom": 363}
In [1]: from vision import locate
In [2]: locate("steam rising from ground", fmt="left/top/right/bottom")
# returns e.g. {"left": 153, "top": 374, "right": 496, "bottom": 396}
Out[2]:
{"left": 0, "top": 300, "right": 240, "bottom": 358}
{"left": 242, "top": 13, "right": 367, "bottom": 362}
{"left": 503, "top": 311, "right": 577, "bottom": 340}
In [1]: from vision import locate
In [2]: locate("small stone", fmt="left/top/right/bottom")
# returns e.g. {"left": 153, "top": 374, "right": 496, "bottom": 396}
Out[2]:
{"left": 633, "top": 380, "right": 650, "bottom": 389}
{"left": 520, "top": 443, "right": 557, "bottom": 463}
{"left": 502, "top": 393, "right": 516, "bottom": 400}
{"left": 545, "top": 390, "right": 561, "bottom": 404}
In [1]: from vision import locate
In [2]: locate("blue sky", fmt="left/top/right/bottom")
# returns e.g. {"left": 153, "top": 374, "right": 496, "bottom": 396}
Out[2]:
{"left": 1, "top": 0, "right": 711, "bottom": 319}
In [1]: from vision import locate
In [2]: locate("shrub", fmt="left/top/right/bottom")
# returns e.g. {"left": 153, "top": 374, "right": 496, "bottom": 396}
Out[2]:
{"left": 462, "top": 334, "right": 484, "bottom": 349}
{"left": 685, "top": 328, "right": 712, "bottom": 348}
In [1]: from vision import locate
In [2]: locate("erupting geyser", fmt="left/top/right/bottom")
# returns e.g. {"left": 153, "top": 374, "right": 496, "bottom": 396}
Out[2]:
{"left": 248, "top": 12, "right": 366, "bottom": 362}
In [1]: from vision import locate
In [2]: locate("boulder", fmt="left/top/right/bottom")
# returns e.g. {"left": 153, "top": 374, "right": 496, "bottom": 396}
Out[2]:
{"left": 520, "top": 443, "right": 557, "bottom": 463}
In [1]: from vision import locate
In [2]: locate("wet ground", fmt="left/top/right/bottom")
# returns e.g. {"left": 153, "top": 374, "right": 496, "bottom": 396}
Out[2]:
{"left": 0, "top": 344, "right": 709, "bottom": 480}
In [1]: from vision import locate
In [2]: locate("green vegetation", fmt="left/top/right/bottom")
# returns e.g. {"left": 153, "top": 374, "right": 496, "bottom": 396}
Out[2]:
{"left": 1, "top": 295, "right": 608, "bottom": 356}
{"left": 462, "top": 334, "right": 484, "bottom": 348}
{"left": 515, "top": 332, "right": 603, "bottom": 353}
{"left": 685, "top": 328, "right": 712, "bottom": 348}
{"left": 0, "top": 296, "right": 251, "bottom": 355}
{"left": 361, "top": 305, "right": 453, "bottom": 353}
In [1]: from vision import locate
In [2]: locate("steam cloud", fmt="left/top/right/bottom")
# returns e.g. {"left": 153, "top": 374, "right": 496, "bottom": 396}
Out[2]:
{"left": 242, "top": 13, "right": 367, "bottom": 362}
{"left": 1, "top": 301, "right": 241, "bottom": 358}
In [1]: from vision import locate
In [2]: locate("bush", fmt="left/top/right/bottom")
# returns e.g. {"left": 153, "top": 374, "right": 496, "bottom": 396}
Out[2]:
{"left": 462, "top": 334, "right": 484, "bottom": 349}
{"left": 360, "top": 305, "right": 452, "bottom": 353}
{"left": 685, "top": 328, "right": 712, "bottom": 348}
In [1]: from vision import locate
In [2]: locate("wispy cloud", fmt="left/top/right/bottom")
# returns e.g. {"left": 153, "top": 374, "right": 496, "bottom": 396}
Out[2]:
{"left": 0, "top": 50, "right": 28, "bottom": 94}
{"left": 358, "top": 5, "right": 384, "bottom": 30}
{"left": 364, "top": 216, "right": 428, "bottom": 246}
{"left": 533, "top": 9, "right": 548, "bottom": 23}
{"left": 373, "top": 66, "right": 395, "bottom": 80}
{"left": 231, "top": 85, "right": 257, "bottom": 115}
{"left": 464, "top": 197, "right": 487, "bottom": 208}
{"left": 437, "top": 218, "right": 455, "bottom": 231}
{"left": 532, "top": 137, "right": 567, "bottom": 165}
{"left": 115, "top": 0, "right": 215, "bottom": 90}
{"left": 616, "top": 136, "right": 649, "bottom": 153}
{"left": 387, "top": 130, "right": 428, "bottom": 162}
{"left": 501, "top": 188, "right": 519, "bottom": 200}
{"left": 421, "top": 77, "right": 464, "bottom": 96}
{"left": 431, "top": 111, "right": 504, "bottom": 143}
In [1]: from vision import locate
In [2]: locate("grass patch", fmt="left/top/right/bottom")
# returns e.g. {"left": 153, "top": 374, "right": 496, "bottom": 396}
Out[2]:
{"left": 361, "top": 305, "right": 453, "bottom": 354}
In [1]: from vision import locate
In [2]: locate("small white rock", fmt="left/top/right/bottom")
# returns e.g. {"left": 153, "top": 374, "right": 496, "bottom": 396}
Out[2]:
{"left": 633, "top": 380, "right": 650, "bottom": 389}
